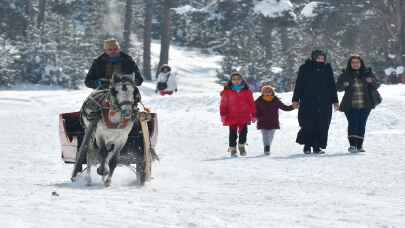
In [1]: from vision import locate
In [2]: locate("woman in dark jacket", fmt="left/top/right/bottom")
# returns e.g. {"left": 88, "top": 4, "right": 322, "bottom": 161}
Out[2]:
{"left": 336, "top": 54, "right": 380, "bottom": 153}
{"left": 292, "top": 50, "right": 339, "bottom": 154}
{"left": 255, "top": 86, "right": 294, "bottom": 155}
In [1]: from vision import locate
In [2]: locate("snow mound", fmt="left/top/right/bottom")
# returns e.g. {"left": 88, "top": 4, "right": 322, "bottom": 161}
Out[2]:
{"left": 254, "top": 0, "right": 294, "bottom": 18}
{"left": 174, "top": 5, "right": 198, "bottom": 15}
{"left": 301, "top": 1, "right": 321, "bottom": 18}
{"left": 385, "top": 66, "right": 404, "bottom": 76}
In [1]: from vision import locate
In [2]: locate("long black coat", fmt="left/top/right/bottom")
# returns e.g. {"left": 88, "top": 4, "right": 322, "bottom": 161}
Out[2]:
{"left": 336, "top": 68, "right": 380, "bottom": 112}
{"left": 85, "top": 52, "right": 143, "bottom": 89}
{"left": 292, "top": 60, "right": 338, "bottom": 148}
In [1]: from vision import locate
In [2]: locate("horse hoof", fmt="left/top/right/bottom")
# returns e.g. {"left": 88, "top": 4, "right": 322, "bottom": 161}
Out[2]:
{"left": 97, "top": 166, "right": 108, "bottom": 176}
{"left": 85, "top": 176, "right": 92, "bottom": 186}
{"left": 104, "top": 179, "right": 111, "bottom": 187}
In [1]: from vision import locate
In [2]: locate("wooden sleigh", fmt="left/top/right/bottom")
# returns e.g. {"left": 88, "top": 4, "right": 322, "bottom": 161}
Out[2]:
{"left": 58, "top": 111, "right": 158, "bottom": 184}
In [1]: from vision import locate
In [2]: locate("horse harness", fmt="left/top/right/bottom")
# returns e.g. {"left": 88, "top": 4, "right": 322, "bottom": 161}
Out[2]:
{"left": 86, "top": 91, "right": 137, "bottom": 129}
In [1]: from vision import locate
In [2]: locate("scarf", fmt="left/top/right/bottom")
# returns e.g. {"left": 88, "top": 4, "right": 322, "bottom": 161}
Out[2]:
{"left": 107, "top": 56, "right": 121, "bottom": 65}
{"left": 231, "top": 84, "right": 243, "bottom": 92}
{"left": 262, "top": 95, "right": 274, "bottom": 102}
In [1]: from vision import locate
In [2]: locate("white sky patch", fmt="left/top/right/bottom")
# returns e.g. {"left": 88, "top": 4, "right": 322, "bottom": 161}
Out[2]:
{"left": 254, "top": 0, "right": 294, "bottom": 18}
{"left": 301, "top": 1, "right": 321, "bottom": 18}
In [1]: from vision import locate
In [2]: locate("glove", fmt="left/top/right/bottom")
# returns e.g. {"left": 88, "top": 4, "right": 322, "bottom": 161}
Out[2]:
{"left": 251, "top": 115, "right": 257, "bottom": 123}
{"left": 95, "top": 79, "right": 108, "bottom": 89}
{"left": 155, "top": 89, "right": 158, "bottom": 94}
{"left": 175, "top": 89, "right": 178, "bottom": 92}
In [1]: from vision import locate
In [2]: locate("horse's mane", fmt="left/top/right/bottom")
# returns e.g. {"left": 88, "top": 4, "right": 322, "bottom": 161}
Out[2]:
{"left": 80, "top": 90, "right": 110, "bottom": 127}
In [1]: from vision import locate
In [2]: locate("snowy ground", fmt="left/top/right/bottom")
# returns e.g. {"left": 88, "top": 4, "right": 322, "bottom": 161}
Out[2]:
{"left": 0, "top": 45, "right": 404, "bottom": 228}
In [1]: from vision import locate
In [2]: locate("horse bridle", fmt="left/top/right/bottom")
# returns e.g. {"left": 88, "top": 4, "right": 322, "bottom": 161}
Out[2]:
{"left": 109, "top": 78, "right": 137, "bottom": 119}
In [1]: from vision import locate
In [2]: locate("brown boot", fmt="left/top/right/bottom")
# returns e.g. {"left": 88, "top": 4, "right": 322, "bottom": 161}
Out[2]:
{"left": 228, "top": 147, "right": 237, "bottom": 157}
{"left": 238, "top": 144, "right": 247, "bottom": 156}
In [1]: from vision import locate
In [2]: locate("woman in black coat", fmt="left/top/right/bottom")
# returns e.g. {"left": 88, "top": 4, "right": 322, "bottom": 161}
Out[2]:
{"left": 336, "top": 54, "right": 380, "bottom": 153}
{"left": 292, "top": 50, "right": 339, "bottom": 154}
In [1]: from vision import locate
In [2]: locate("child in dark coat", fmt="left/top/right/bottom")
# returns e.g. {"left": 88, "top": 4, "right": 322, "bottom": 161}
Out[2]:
{"left": 255, "top": 86, "right": 295, "bottom": 155}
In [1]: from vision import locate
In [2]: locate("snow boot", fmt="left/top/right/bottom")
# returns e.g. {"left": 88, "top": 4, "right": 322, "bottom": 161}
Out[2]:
{"left": 238, "top": 144, "right": 247, "bottom": 156}
{"left": 228, "top": 147, "right": 237, "bottom": 157}
{"left": 303, "top": 145, "right": 311, "bottom": 154}
{"left": 348, "top": 146, "right": 358, "bottom": 153}
{"left": 349, "top": 137, "right": 355, "bottom": 147}
{"left": 357, "top": 138, "right": 365, "bottom": 152}
{"left": 264, "top": 145, "right": 270, "bottom": 156}
{"left": 313, "top": 146, "right": 325, "bottom": 154}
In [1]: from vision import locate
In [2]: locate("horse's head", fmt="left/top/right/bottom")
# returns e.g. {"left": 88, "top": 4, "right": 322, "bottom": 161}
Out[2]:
{"left": 110, "top": 73, "right": 136, "bottom": 116}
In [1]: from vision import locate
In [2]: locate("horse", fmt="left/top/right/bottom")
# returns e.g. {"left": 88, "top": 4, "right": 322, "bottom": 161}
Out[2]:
{"left": 79, "top": 73, "right": 142, "bottom": 187}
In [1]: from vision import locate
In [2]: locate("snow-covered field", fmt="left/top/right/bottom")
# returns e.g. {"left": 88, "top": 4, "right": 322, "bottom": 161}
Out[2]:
{"left": 1, "top": 45, "right": 404, "bottom": 228}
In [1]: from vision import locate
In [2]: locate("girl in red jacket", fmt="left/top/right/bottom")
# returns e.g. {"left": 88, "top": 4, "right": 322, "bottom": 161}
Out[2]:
{"left": 220, "top": 72, "right": 256, "bottom": 157}
{"left": 255, "top": 86, "right": 295, "bottom": 155}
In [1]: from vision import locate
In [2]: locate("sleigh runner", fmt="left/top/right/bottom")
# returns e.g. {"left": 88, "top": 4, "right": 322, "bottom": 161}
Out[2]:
{"left": 59, "top": 110, "right": 158, "bottom": 185}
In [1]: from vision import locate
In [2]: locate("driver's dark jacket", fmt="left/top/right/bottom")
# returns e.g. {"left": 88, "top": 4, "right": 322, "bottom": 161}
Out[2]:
{"left": 85, "top": 52, "right": 143, "bottom": 89}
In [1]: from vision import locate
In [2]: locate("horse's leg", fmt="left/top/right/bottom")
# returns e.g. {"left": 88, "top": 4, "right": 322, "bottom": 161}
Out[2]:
{"left": 97, "top": 146, "right": 108, "bottom": 176}
{"left": 104, "top": 154, "right": 118, "bottom": 187}
{"left": 100, "top": 144, "right": 115, "bottom": 186}
{"left": 86, "top": 150, "right": 92, "bottom": 186}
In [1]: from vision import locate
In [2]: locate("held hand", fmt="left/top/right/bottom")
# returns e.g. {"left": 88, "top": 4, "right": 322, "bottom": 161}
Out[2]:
{"left": 251, "top": 116, "right": 257, "bottom": 123}
{"left": 366, "top": 77, "right": 373, "bottom": 83}
{"left": 292, "top": 102, "right": 300, "bottom": 109}
{"left": 95, "top": 79, "right": 109, "bottom": 89}
{"left": 333, "top": 103, "right": 339, "bottom": 112}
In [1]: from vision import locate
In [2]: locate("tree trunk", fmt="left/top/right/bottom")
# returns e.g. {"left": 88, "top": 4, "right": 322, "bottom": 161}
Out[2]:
{"left": 24, "top": 0, "right": 34, "bottom": 21}
{"left": 157, "top": 0, "right": 172, "bottom": 76}
{"left": 280, "top": 25, "right": 295, "bottom": 91}
{"left": 23, "top": 0, "right": 34, "bottom": 39}
{"left": 37, "top": 0, "right": 46, "bottom": 29}
{"left": 262, "top": 18, "right": 273, "bottom": 65}
{"left": 400, "top": 0, "right": 405, "bottom": 66}
{"left": 143, "top": 0, "right": 153, "bottom": 80}
{"left": 122, "top": 0, "right": 133, "bottom": 53}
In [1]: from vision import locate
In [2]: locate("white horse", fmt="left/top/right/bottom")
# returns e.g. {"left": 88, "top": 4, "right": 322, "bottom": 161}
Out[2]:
{"left": 80, "top": 73, "right": 139, "bottom": 187}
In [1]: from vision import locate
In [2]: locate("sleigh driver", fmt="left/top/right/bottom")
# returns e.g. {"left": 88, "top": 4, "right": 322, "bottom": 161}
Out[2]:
{"left": 71, "top": 39, "right": 148, "bottom": 182}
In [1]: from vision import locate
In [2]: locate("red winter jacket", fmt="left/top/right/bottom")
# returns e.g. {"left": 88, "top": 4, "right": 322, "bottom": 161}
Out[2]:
{"left": 220, "top": 85, "right": 256, "bottom": 126}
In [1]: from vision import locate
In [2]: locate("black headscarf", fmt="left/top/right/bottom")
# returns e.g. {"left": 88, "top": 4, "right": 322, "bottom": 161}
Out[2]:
{"left": 311, "top": 50, "right": 327, "bottom": 62}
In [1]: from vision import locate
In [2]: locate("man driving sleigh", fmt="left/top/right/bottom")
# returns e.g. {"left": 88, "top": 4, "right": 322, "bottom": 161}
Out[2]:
{"left": 71, "top": 39, "right": 146, "bottom": 181}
